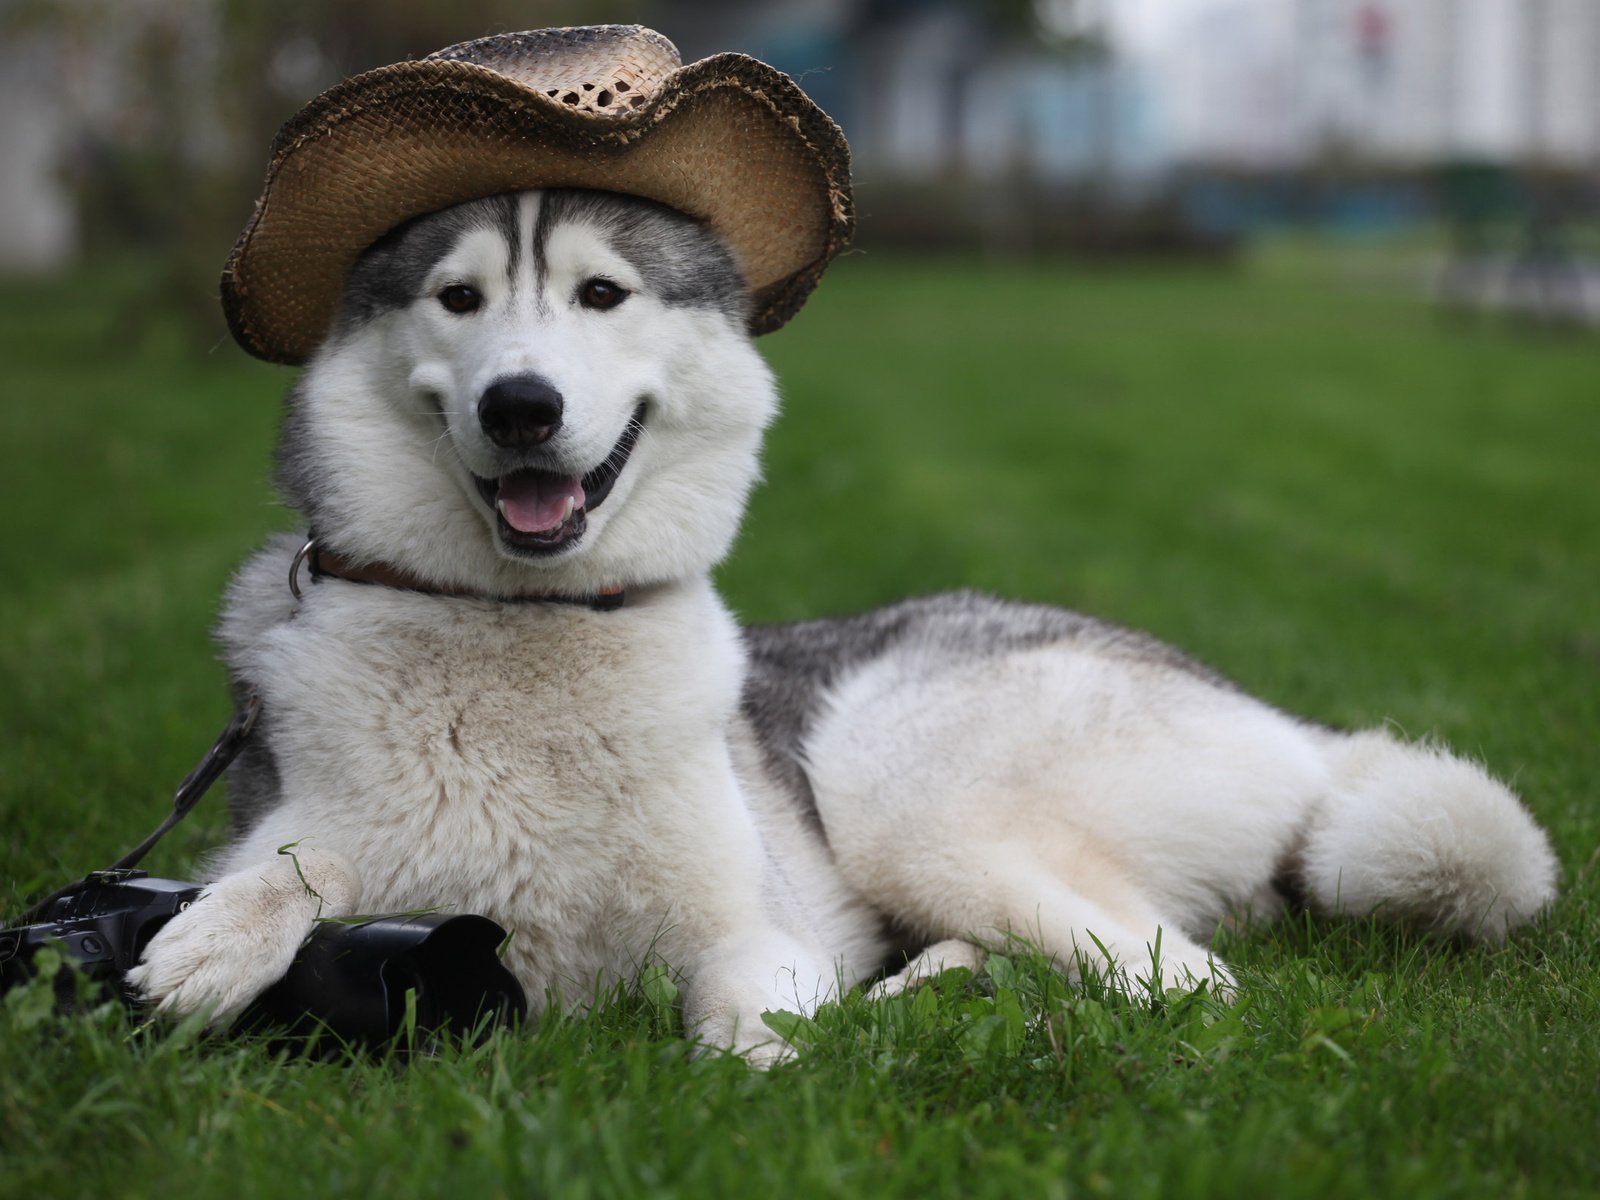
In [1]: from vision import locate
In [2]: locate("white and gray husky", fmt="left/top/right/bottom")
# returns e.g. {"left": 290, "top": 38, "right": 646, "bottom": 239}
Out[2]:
{"left": 130, "top": 190, "right": 1558, "bottom": 1062}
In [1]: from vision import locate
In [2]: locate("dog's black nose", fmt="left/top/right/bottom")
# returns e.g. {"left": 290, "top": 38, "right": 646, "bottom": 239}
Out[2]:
{"left": 479, "top": 374, "right": 564, "bottom": 449}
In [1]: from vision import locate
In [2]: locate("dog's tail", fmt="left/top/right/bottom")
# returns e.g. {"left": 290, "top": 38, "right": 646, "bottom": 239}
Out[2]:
{"left": 1294, "top": 729, "right": 1558, "bottom": 942}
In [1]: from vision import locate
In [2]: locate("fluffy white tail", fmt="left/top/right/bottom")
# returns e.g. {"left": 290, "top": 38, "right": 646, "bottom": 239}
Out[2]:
{"left": 1299, "top": 730, "right": 1558, "bottom": 942}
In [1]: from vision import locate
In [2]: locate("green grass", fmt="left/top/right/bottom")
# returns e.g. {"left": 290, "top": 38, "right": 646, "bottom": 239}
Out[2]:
{"left": 2, "top": 243, "right": 1598, "bottom": 1199}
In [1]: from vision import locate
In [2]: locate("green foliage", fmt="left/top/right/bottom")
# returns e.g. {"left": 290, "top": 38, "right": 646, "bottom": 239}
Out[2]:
{"left": 2, "top": 243, "right": 1597, "bottom": 1198}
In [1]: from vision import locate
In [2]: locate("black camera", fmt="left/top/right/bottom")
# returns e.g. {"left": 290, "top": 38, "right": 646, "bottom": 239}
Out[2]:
{"left": 1, "top": 869, "right": 526, "bottom": 1046}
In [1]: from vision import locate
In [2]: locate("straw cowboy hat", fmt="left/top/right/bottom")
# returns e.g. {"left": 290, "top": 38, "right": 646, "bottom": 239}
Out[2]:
{"left": 221, "top": 24, "right": 854, "bottom": 364}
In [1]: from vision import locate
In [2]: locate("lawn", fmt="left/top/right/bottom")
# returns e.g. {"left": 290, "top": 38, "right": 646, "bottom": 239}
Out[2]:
{"left": 1, "top": 243, "right": 1597, "bottom": 1199}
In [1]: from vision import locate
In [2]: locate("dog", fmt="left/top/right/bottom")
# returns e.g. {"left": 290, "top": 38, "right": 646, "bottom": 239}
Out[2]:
{"left": 126, "top": 187, "right": 1558, "bottom": 1063}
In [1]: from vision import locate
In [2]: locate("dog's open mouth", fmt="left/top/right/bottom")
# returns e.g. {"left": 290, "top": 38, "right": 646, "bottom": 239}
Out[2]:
{"left": 473, "top": 404, "right": 646, "bottom": 555}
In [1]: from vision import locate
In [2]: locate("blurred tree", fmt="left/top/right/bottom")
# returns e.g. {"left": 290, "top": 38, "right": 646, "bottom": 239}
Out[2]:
{"left": 2, "top": 0, "right": 651, "bottom": 349}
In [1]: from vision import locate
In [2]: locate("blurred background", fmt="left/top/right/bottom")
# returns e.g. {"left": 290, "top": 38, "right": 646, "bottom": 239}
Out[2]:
{"left": 2, "top": 0, "right": 1598, "bottom": 332}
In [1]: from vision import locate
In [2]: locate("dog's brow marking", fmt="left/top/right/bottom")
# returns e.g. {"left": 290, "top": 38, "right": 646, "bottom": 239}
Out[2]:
{"left": 499, "top": 196, "right": 520, "bottom": 299}
{"left": 508, "top": 192, "right": 534, "bottom": 301}
{"left": 531, "top": 190, "right": 560, "bottom": 319}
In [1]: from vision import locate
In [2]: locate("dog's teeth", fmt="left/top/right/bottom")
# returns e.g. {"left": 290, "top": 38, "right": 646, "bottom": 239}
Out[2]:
{"left": 563, "top": 495, "right": 576, "bottom": 522}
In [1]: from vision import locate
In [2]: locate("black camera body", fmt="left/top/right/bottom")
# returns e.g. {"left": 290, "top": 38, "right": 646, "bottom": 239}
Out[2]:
{"left": 1, "top": 871, "right": 202, "bottom": 1000}
{"left": 1, "top": 870, "right": 527, "bottom": 1045}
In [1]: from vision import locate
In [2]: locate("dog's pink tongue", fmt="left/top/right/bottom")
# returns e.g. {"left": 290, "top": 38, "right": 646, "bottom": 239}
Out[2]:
{"left": 497, "top": 472, "right": 585, "bottom": 533}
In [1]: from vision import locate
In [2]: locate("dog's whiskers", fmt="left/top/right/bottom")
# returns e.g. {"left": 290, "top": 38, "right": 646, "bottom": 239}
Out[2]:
{"left": 420, "top": 414, "right": 468, "bottom": 469}
{"left": 595, "top": 415, "right": 651, "bottom": 474}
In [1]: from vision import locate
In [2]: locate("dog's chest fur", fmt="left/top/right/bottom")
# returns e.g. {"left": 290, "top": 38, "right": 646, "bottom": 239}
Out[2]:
{"left": 220, "top": 544, "right": 756, "bottom": 1000}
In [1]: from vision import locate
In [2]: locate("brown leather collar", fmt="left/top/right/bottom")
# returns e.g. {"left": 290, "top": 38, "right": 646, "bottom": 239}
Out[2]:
{"left": 293, "top": 536, "right": 625, "bottom": 611}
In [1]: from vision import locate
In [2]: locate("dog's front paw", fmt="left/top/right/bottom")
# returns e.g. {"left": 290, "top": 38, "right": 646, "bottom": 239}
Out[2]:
{"left": 681, "top": 933, "right": 831, "bottom": 1067}
{"left": 735, "top": 1025, "right": 798, "bottom": 1069}
{"left": 690, "top": 1006, "right": 798, "bottom": 1067}
{"left": 127, "top": 889, "right": 306, "bottom": 1023}
{"left": 127, "top": 847, "right": 360, "bottom": 1024}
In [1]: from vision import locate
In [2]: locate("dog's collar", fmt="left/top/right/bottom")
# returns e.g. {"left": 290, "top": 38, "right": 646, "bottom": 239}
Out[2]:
{"left": 289, "top": 536, "right": 626, "bottom": 611}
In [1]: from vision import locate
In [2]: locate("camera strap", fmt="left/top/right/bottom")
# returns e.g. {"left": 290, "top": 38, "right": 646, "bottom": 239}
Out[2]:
{"left": 12, "top": 693, "right": 262, "bottom": 926}
{"left": 109, "top": 692, "right": 263, "bottom": 872}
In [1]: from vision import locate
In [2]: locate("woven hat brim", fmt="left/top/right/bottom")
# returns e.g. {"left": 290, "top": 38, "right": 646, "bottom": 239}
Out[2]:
{"left": 222, "top": 53, "right": 853, "bottom": 364}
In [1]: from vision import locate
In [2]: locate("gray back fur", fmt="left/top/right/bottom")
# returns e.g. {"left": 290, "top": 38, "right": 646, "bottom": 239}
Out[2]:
{"left": 740, "top": 591, "right": 1237, "bottom": 827}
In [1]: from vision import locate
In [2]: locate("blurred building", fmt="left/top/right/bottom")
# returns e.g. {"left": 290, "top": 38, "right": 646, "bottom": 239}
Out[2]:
{"left": 671, "top": 0, "right": 1165, "bottom": 187}
{"left": 1148, "top": 0, "right": 1600, "bottom": 169}
{"left": 675, "top": 0, "right": 1600, "bottom": 181}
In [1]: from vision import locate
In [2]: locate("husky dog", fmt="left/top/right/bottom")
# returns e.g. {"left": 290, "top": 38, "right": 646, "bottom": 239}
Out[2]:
{"left": 129, "top": 190, "right": 1557, "bottom": 1062}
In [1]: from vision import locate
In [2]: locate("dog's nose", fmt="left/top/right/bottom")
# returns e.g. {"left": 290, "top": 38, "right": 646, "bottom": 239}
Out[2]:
{"left": 479, "top": 374, "right": 564, "bottom": 449}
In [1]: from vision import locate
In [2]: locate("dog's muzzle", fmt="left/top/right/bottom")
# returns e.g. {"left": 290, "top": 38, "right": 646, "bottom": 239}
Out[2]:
{"left": 472, "top": 402, "right": 646, "bottom": 556}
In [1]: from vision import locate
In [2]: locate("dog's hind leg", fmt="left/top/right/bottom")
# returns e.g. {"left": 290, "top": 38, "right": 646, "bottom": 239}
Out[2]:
{"left": 127, "top": 843, "right": 361, "bottom": 1023}
{"left": 854, "top": 832, "right": 1233, "bottom": 999}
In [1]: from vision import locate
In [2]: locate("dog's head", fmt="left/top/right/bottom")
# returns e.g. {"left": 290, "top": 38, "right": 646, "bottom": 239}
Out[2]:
{"left": 278, "top": 189, "right": 779, "bottom": 596}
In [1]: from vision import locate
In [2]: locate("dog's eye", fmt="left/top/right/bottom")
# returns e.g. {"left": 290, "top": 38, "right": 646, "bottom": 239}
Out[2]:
{"left": 578, "top": 278, "right": 628, "bottom": 311}
{"left": 438, "top": 284, "right": 482, "bottom": 314}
